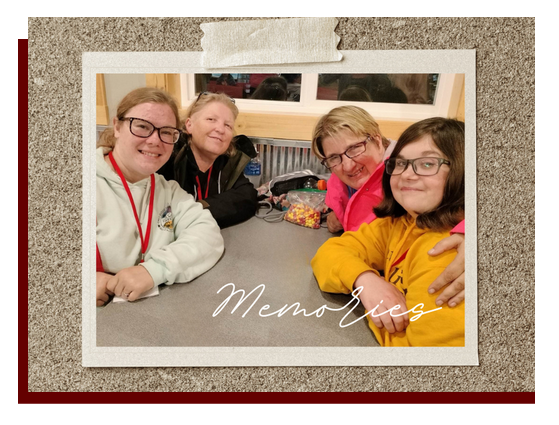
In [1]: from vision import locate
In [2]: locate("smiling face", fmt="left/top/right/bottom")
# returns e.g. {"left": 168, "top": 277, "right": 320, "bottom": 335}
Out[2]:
{"left": 390, "top": 134, "right": 450, "bottom": 219}
{"left": 110, "top": 102, "right": 176, "bottom": 183}
{"left": 185, "top": 101, "right": 235, "bottom": 166}
{"left": 321, "top": 129, "right": 385, "bottom": 190}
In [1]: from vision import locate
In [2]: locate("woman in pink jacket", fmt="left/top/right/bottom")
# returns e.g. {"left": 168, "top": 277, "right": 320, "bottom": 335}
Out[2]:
{"left": 311, "top": 106, "right": 465, "bottom": 311}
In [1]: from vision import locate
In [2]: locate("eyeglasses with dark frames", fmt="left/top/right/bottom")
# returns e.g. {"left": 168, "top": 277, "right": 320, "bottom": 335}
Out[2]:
{"left": 196, "top": 91, "right": 236, "bottom": 104}
{"left": 321, "top": 137, "right": 371, "bottom": 170}
{"left": 384, "top": 157, "right": 450, "bottom": 176}
{"left": 119, "top": 117, "right": 182, "bottom": 145}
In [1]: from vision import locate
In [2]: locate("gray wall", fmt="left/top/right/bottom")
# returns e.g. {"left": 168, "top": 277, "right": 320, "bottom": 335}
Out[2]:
{"left": 104, "top": 74, "right": 147, "bottom": 120}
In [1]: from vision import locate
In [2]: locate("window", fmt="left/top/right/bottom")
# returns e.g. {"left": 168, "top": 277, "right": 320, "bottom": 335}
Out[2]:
{"left": 317, "top": 74, "right": 439, "bottom": 105}
{"left": 195, "top": 73, "right": 302, "bottom": 102}
{"left": 184, "top": 73, "right": 463, "bottom": 122}
{"left": 96, "top": 72, "right": 463, "bottom": 142}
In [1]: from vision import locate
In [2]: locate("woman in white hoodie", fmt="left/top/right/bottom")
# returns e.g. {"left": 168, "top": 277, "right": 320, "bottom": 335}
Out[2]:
{"left": 96, "top": 87, "right": 224, "bottom": 306}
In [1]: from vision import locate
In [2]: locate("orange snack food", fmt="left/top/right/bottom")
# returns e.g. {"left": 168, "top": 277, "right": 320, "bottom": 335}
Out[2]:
{"left": 284, "top": 203, "right": 321, "bottom": 229}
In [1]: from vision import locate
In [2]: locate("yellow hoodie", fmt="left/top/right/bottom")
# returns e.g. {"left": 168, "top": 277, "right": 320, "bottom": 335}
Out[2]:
{"left": 311, "top": 215, "right": 464, "bottom": 347}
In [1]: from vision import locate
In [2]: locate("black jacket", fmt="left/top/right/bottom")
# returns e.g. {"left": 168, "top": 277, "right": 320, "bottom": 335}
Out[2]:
{"left": 159, "top": 134, "right": 258, "bottom": 228}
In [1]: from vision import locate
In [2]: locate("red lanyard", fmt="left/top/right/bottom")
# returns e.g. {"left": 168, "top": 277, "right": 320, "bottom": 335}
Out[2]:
{"left": 108, "top": 151, "right": 155, "bottom": 263}
{"left": 195, "top": 166, "right": 213, "bottom": 200}
{"left": 96, "top": 242, "right": 104, "bottom": 272}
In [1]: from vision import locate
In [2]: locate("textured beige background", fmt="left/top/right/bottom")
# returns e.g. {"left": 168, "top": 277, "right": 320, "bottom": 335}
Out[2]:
{"left": 28, "top": 17, "right": 534, "bottom": 392}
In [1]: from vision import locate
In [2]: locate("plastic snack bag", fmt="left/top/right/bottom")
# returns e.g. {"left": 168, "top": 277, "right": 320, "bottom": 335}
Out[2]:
{"left": 284, "top": 189, "right": 328, "bottom": 229}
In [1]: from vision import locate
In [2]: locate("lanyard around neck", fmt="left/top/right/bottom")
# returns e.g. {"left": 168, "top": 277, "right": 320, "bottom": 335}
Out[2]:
{"left": 108, "top": 151, "right": 155, "bottom": 263}
{"left": 195, "top": 165, "right": 213, "bottom": 201}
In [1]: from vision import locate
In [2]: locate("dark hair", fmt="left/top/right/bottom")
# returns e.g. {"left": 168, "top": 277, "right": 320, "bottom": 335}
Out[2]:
{"left": 374, "top": 117, "right": 465, "bottom": 231}
{"left": 251, "top": 77, "right": 288, "bottom": 101}
{"left": 338, "top": 85, "right": 373, "bottom": 102}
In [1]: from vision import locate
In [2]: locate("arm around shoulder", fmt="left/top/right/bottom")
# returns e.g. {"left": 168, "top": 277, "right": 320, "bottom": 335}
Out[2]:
{"left": 401, "top": 235, "right": 465, "bottom": 347}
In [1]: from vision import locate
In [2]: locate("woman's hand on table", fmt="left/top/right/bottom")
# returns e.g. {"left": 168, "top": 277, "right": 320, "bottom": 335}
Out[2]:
{"left": 96, "top": 272, "right": 114, "bottom": 306}
{"left": 106, "top": 266, "right": 155, "bottom": 302}
{"left": 428, "top": 233, "right": 465, "bottom": 307}
{"left": 354, "top": 271, "right": 409, "bottom": 333}
{"left": 326, "top": 211, "right": 344, "bottom": 233}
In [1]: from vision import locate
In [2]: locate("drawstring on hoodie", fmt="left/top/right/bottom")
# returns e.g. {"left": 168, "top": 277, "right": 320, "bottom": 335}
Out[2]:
{"left": 194, "top": 169, "right": 222, "bottom": 201}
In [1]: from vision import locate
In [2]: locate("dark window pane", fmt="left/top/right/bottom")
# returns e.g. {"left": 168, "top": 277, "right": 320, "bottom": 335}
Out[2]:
{"left": 317, "top": 74, "right": 439, "bottom": 104}
{"left": 195, "top": 73, "right": 301, "bottom": 102}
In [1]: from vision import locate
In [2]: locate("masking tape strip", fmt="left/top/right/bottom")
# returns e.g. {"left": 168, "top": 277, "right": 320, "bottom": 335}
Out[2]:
{"left": 201, "top": 18, "right": 342, "bottom": 68}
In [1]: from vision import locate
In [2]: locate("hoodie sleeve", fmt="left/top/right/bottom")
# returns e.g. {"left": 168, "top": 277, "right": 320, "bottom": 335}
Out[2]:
{"left": 140, "top": 181, "right": 224, "bottom": 286}
{"left": 201, "top": 173, "right": 258, "bottom": 229}
{"left": 311, "top": 219, "right": 390, "bottom": 294}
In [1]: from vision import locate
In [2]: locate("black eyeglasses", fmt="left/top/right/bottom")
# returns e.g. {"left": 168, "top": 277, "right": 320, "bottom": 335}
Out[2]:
{"left": 321, "top": 137, "right": 370, "bottom": 169}
{"left": 196, "top": 91, "right": 236, "bottom": 104}
{"left": 119, "top": 117, "right": 182, "bottom": 145}
{"left": 385, "top": 157, "right": 450, "bottom": 176}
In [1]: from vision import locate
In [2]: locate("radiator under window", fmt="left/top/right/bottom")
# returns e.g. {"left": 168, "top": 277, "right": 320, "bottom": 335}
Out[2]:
{"left": 252, "top": 138, "right": 325, "bottom": 184}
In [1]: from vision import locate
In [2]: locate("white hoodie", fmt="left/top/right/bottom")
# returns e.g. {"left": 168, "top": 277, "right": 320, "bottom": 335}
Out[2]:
{"left": 96, "top": 147, "right": 224, "bottom": 286}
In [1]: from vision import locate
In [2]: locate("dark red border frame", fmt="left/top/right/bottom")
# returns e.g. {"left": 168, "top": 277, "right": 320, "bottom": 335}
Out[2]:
{"left": 20, "top": 38, "right": 535, "bottom": 404}
{"left": 20, "top": 392, "right": 534, "bottom": 404}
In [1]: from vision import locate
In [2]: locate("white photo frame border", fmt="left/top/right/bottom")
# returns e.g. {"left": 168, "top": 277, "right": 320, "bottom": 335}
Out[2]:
{"left": 83, "top": 50, "right": 477, "bottom": 367}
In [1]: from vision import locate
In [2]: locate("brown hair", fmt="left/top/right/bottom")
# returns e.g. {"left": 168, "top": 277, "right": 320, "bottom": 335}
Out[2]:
{"left": 97, "top": 87, "right": 181, "bottom": 150}
{"left": 311, "top": 106, "right": 390, "bottom": 160}
{"left": 183, "top": 92, "right": 239, "bottom": 157}
{"left": 374, "top": 117, "right": 465, "bottom": 231}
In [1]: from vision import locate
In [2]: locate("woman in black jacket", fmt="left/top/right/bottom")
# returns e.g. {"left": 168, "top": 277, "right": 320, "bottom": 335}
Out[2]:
{"left": 159, "top": 92, "right": 258, "bottom": 228}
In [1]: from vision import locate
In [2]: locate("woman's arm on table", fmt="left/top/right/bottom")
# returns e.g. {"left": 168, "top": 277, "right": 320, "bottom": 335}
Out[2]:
{"left": 312, "top": 220, "right": 408, "bottom": 333}
{"left": 353, "top": 271, "right": 409, "bottom": 333}
{"left": 326, "top": 210, "right": 344, "bottom": 233}
{"left": 201, "top": 173, "right": 258, "bottom": 228}
{"left": 140, "top": 182, "right": 225, "bottom": 287}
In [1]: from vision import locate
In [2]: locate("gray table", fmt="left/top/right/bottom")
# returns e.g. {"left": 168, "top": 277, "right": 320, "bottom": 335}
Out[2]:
{"left": 97, "top": 217, "right": 378, "bottom": 347}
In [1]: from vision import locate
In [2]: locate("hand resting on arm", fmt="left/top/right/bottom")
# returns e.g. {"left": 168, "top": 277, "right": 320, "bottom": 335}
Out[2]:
{"left": 354, "top": 271, "right": 410, "bottom": 333}
{"left": 106, "top": 265, "right": 155, "bottom": 302}
{"left": 96, "top": 272, "right": 114, "bottom": 307}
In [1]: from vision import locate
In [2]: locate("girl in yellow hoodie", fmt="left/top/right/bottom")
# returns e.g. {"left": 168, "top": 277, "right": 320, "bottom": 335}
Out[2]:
{"left": 311, "top": 117, "right": 465, "bottom": 347}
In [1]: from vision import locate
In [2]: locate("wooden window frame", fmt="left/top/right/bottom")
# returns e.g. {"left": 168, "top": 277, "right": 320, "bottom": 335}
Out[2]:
{"left": 97, "top": 73, "right": 464, "bottom": 142}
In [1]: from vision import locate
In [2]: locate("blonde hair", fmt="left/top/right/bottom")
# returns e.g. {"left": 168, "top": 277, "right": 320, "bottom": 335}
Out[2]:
{"left": 311, "top": 106, "right": 390, "bottom": 160}
{"left": 183, "top": 92, "right": 239, "bottom": 157}
{"left": 97, "top": 87, "right": 181, "bottom": 150}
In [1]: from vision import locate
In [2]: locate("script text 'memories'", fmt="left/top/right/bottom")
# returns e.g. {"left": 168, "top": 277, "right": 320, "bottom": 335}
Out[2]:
{"left": 212, "top": 283, "right": 441, "bottom": 328}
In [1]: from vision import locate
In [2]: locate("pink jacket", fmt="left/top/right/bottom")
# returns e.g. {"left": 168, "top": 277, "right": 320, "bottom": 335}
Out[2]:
{"left": 325, "top": 154, "right": 465, "bottom": 234}
{"left": 325, "top": 162, "right": 386, "bottom": 232}
{"left": 451, "top": 220, "right": 464, "bottom": 234}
